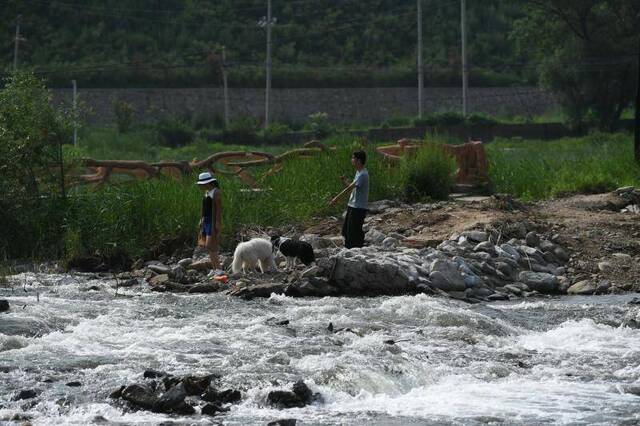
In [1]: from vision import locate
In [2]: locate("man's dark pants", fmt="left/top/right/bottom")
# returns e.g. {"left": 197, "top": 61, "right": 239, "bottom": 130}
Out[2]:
{"left": 342, "top": 206, "right": 367, "bottom": 249}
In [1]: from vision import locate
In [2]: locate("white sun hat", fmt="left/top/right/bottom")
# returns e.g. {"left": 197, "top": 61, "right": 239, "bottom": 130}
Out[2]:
{"left": 196, "top": 171, "right": 217, "bottom": 185}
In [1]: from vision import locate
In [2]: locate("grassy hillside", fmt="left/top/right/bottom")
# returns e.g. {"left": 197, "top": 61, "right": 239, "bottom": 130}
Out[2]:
{"left": 0, "top": 0, "right": 530, "bottom": 87}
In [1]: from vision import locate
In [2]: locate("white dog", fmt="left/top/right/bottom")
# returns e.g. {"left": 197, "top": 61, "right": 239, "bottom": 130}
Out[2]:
{"left": 231, "top": 238, "right": 277, "bottom": 274}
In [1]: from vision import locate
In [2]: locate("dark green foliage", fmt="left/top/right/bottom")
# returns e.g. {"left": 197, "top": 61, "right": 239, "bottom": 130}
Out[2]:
{"left": 414, "top": 112, "right": 466, "bottom": 127}
{"left": 0, "top": 73, "right": 71, "bottom": 259}
{"left": 401, "top": 144, "right": 456, "bottom": 201}
{"left": 157, "top": 119, "right": 196, "bottom": 147}
{"left": 513, "top": 0, "right": 639, "bottom": 131}
{"left": 260, "top": 122, "right": 292, "bottom": 145}
{"left": 0, "top": 0, "right": 529, "bottom": 88}
{"left": 383, "top": 116, "right": 413, "bottom": 128}
{"left": 303, "top": 113, "right": 333, "bottom": 138}
{"left": 113, "top": 99, "right": 135, "bottom": 133}
{"left": 467, "top": 113, "right": 498, "bottom": 126}
{"left": 223, "top": 116, "right": 260, "bottom": 145}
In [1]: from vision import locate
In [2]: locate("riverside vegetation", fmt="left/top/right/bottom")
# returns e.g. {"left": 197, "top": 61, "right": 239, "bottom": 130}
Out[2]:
{"left": 1, "top": 73, "right": 639, "bottom": 266}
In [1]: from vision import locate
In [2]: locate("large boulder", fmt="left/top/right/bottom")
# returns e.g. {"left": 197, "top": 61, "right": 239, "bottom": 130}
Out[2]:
{"left": 428, "top": 259, "right": 466, "bottom": 292}
{"left": 329, "top": 249, "right": 418, "bottom": 296}
{"left": 567, "top": 280, "right": 597, "bottom": 295}
{"left": 518, "top": 271, "right": 559, "bottom": 294}
{"left": 121, "top": 384, "right": 157, "bottom": 410}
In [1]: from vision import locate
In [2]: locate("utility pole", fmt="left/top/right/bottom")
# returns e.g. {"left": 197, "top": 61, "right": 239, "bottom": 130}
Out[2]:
{"left": 265, "top": 0, "right": 272, "bottom": 129}
{"left": 417, "top": 0, "right": 424, "bottom": 118}
{"left": 13, "top": 15, "right": 22, "bottom": 72}
{"left": 461, "top": 0, "right": 468, "bottom": 118}
{"left": 635, "top": 29, "right": 639, "bottom": 162}
{"left": 222, "top": 46, "right": 230, "bottom": 128}
{"left": 72, "top": 80, "right": 78, "bottom": 147}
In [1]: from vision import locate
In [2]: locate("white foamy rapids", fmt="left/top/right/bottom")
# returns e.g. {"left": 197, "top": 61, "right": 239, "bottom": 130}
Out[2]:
{"left": 1, "top": 274, "right": 640, "bottom": 425}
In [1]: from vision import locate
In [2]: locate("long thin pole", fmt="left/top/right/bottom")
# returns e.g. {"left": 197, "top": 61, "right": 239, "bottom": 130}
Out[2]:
{"left": 222, "top": 46, "right": 230, "bottom": 127}
{"left": 13, "top": 15, "right": 21, "bottom": 72}
{"left": 417, "top": 0, "right": 423, "bottom": 118}
{"left": 461, "top": 0, "right": 468, "bottom": 117}
{"left": 72, "top": 80, "right": 78, "bottom": 147}
{"left": 635, "top": 32, "right": 640, "bottom": 162}
{"left": 265, "top": 0, "right": 272, "bottom": 129}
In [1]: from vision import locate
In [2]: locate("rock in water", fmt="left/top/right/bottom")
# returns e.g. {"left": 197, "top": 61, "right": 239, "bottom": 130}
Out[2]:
{"left": 518, "top": 271, "right": 558, "bottom": 294}
{"left": 567, "top": 280, "right": 597, "bottom": 295}
{"left": 13, "top": 389, "right": 38, "bottom": 401}
{"left": 267, "top": 390, "right": 306, "bottom": 409}
{"left": 143, "top": 369, "right": 166, "bottom": 379}
{"left": 201, "top": 388, "right": 242, "bottom": 404}
{"left": 181, "top": 374, "right": 216, "bottom": 395}
{"left": 153, "top": 383, "right": 194, "bottom": 414}
{"left": 267, "top": 380, "right": 314, "bottom": 409}
{"left": 121, "top": 384, "right": 157, "bottom": 410}
{"left": 0, "top": 299, "right": 9, "bottom": 312}
{"left": 201, "top": 403, "right": 230, "bottom": 416}
{"left": 267, "top": 420, "right": 298, "bottom": 426}
{"left": 292, "top": 380, "right": 312, "bottom": 404}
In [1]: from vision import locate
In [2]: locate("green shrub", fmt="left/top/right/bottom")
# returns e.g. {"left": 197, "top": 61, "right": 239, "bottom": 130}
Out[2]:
{"left": 412, "top": 116, "right": 433, "bottom": 127}
{"left": 433, "top": 112, "right": 465, "bottom": 126}
{"left": 112, "top": 99, "right": 136, "bottom": 133}
{"left": 157, "top": 119, "right": 195, "bottom": 147}
{"left": 401, "top": 143, "right": 456, "bottom": 201}
{"left": 303, "top": 112, "right": 332, "bottom": 138}
{"left": 466, "top": 113, "right": 498, "bottom": 126}
{"left": 224, "top": 116, "right": 259, "bottom": 144}
{"left": 260, "top": 122, "right": 292, "bottom": 144}
{"left": 413, "top": 112, "right": 465, "bottom": 127}
{"left": 382, "top": 116, "right": 412, "bottom": 128}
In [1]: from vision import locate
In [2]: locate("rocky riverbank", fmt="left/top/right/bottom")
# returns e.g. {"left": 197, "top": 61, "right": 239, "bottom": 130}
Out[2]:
{"left": 97, "top": 186, "right": 639, "bottom": 302}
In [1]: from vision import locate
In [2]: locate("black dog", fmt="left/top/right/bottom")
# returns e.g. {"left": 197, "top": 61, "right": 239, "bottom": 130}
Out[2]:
{"left": 271, "top": 236, "right": 316, "bottom": 270}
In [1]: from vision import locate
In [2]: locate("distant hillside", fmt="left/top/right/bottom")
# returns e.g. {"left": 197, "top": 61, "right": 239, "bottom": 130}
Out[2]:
{"left": 0, "top": 0, "right": 531, "bottom": 88}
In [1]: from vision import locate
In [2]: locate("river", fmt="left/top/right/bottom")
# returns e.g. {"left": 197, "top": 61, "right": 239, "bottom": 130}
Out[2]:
{"left": 1, "top": 272, "right": 640, "bottom": 425}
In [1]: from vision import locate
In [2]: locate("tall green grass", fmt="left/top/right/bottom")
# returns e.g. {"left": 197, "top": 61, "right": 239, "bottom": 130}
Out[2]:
{"left": 8, "top": 132, "right": 638, "bottom": 263}
{"left": 487, "top": 133, "right": 640, "bottom": 200}
{"left": 60, "top": 144, "right": 406, "bottom": 261}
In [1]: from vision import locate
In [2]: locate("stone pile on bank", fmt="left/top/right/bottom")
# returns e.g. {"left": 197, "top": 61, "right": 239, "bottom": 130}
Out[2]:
{"left": 132, "top": 188, "right": 639, "bottom": 300}
{"left": 230, "top": 222, "right": 572, "bottom": 301}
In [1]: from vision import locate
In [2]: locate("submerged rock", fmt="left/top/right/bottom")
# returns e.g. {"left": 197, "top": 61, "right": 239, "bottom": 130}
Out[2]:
{"left": 201, "top": 403, "right": 230, "bottom": 416}
{"left": 13, "top": 389, "right": 38, "bottom": 401}
{"left": 201, "top": 388, "right": 241, "bottom": 405}
{"left": 267, "top": 380, "right": 315, "bottom": 409}
{"left": 267, "top": 420, "right": 297, "bottom": 426}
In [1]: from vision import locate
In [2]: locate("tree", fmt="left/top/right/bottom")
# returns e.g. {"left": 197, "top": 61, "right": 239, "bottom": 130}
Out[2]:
{"left": 0, "top": 72, "right": 71, "bottom": 199}
{"left": 513, "top": 0, "right": 640, "bottom": 130}
{"left": 0, "top": 72, "right": 72, "bottom": 258}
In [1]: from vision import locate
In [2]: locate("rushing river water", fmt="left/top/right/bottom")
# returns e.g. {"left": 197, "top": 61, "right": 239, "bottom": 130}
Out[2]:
{"left": 1, "top": 273, "right": 640, "bottom": 425}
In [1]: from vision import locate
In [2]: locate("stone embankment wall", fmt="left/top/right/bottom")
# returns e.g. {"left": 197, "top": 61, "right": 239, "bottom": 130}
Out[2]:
{"left": 51, "top": 86, "right": 556, "bottom": 125}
